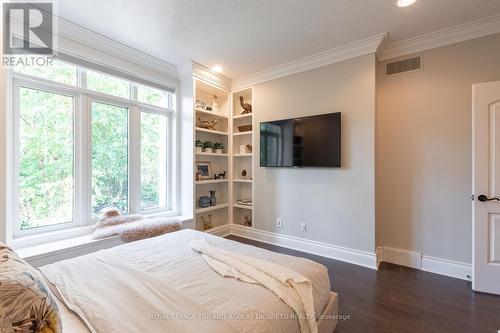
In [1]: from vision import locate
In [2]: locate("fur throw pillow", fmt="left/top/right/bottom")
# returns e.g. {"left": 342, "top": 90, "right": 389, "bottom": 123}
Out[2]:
{"left": 92, "top": 208, "right": 182, "bottom": 241}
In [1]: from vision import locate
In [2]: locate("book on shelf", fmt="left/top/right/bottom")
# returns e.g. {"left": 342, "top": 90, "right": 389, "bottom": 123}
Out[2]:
{"left": 235, "top": 199, "right": 253, "bottom": 206}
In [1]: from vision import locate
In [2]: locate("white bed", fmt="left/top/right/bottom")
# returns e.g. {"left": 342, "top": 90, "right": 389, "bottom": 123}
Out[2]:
{"left": 41, "top": 229, "right": 338, "bottom": 333}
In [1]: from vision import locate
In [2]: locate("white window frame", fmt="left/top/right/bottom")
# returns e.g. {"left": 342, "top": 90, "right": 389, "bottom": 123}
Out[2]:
{"left": 12, "top": 78, "right": 82, "bottom": 238}
{"left": 10, "top": 63, "right": 177, "bottom": 241}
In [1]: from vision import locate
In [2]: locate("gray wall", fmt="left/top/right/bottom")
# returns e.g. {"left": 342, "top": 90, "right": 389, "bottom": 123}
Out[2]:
{"left": 376, "top": 33, "right": 500, "bottom": 263}
{"left": 253, "top": 54, "right": 377, "bottom": 253}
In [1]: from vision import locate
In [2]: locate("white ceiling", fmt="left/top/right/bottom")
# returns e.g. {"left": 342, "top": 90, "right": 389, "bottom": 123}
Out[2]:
{"left": 55, "top": 0, "right": 500, "bottom": 79}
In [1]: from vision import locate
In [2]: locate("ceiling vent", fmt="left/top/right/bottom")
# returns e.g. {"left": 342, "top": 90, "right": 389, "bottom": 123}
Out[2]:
{"left": 386, "top": 56, "right": 421, "bottom": 76}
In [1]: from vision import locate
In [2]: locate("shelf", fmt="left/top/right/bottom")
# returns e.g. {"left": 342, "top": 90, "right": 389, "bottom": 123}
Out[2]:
{"left": 233, "top": 113, "right": 253, "bottom": 120}
{"left": 233, "top": 179, "right": 253, "bottom": 183}
{"left": 233, "top": 153, "right": 252, "bottom": 157}
{"left": 233, "top": 131, "right": 253, "bottom": 136}
{"left": 204, "top": 223, "right": 231, "bottom": 234}
{"left": 195, "top": 127, "right": 228, "bottom": 136}
{"left": 196, "top": 108, "right": 228, "bottom": 119}
{"left": 195, "top": 203, "right": 229, "bottom": 214}
{"left": 234, "top": 204, "right": 253, "bottom": 210}
{"left": 195, "top": 152, "right": 228, "bottom": 157}
{"left": 195, "top": 179, "right": 229, "bottom": 185}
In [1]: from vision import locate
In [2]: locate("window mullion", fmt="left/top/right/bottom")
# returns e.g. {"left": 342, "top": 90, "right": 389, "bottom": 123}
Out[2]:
{"left": 79, "top": 68, "right": 87, "bottom": 89}
{"left": 81, "top": 95, "right": 92, "bottom": 226}
{"left": 129, "top": 106, "right": 140, "bottom": 214}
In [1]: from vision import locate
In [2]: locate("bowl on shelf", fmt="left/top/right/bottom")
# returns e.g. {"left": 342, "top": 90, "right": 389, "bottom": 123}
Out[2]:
{"left": 238, "top": 125, "right": 252, "bottom": 132}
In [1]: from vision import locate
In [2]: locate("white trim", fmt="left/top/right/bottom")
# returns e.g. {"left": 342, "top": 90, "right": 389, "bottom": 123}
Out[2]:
{"left": 376, "top": 246, "right": 472, "bottom": 281}
{"left": 380, "top": 14, "right": 500, "bottom": 61}
{"left": 229, "top": 225, "right": 377, "bottom": 269}
{"left": 20, "top": 235, "right": 125, "bottom": 268}
{"left": 421, "top": 256, "right": 472, "bottom": 281}
{"left": 56, "top": 16, "right": 178, "bottom": 80}
{"left": 231, "top": 33, "right": 387, "bottom": 90}
{"left": 230, "top": 15, "right": 500, "bottom": 89}
{"left": 205, "top": 224, "right": 232, "bottom": 238}
{"left": 190, "top": 62, "right": 232, "bottom": 91}
{"left": 376, "top": 246, "right": 421, "bottom": 269}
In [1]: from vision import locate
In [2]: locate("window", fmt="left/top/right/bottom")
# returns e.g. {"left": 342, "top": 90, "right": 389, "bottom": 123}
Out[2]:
{"left": 140, "top": 112, "right": 167, "bottom": 209}
{"left": 138, "top": 85, "right": 169, "bottom": 108}
{"left": 14, "top": 61, "right": 77, "bottom": 85}
{"left": 11, "top": 60, "right": 176, "bottom": 237}
{"left": 87, "top": 70, "right": 130, "bottom": 98}
{"left": 91, "top": 102, "right": 129, "bottom": 216}
{"left": 18, "top": 88, "right": 75, "bottom": 230}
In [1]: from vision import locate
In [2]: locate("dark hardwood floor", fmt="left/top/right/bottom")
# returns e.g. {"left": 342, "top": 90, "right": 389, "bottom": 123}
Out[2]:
{"left": 226, "top": 235, "right": 500, "bottom": 333}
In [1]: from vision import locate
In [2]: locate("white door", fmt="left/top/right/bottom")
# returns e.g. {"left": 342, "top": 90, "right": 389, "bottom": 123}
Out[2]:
{"left": 473, "top": 81, "right": 500, "bottom": 295}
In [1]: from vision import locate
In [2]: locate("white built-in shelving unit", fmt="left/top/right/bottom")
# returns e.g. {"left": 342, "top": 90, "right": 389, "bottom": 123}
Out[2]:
{"left": 192, "top": 76, "right": 254, "bottom": 232}
{"left": 230, "top": 88, "right": 254, "bottom": 228}
{"left": 193, "top": 79, "right": 231, "bottom": 231}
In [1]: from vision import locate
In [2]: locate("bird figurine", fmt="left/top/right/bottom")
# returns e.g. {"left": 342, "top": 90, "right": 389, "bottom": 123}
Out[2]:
{"left": 239, "top": 96, "right": 252, "bottom": 114}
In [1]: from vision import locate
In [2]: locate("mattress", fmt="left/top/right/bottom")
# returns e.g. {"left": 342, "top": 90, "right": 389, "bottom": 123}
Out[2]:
{"left": 41, "top": 229, "right": 334, "bottom": 333}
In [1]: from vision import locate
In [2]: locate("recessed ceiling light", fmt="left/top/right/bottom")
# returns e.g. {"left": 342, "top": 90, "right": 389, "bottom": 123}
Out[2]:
{"left": 396, "top": 0, "right": 417, "bottom": 7}
{"left": 211, "top": 65, "right": 223, "bottom": 73}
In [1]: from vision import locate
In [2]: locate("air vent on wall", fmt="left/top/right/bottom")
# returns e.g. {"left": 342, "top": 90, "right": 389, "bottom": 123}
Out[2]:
{"left": 386, "top": 56, "right": 421, "bottom": 75}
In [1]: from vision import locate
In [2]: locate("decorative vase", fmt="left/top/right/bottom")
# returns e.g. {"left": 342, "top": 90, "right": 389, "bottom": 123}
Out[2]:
{"left": 204, "top": 148, "right": 213, "bottom": 153}
{"left": 195, "top": 146, "right": 203, "bottom": 153}
{"left": 215, "top": 148, "right": 223, "bottom": 154}
{"left": 199, "top": 196, "right": 210, "bottom": 208}
{"left": 209, "top": 190, "right": 217, "bottom": 206}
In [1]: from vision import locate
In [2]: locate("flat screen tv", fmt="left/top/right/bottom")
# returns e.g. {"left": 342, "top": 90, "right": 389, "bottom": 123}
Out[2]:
{"left": 260, "top": 112, "right": 341, "bottom": 167}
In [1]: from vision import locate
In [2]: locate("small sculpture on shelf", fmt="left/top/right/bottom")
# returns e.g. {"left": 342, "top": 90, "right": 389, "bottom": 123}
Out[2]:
{"left": 198, "top": 118, "right": 218, "bottom": 131}
{"left": 246, "top": 144, "right": 252, "bottom": 153}
{"left": 195, "top": 99, "right": 207, "bottom": 110}
{"left": 212, "top": 95, "right": 219, "bottom": 112}
{"left": 241, "top": 169, "right": 247, "bottom": 178}
{"left": 239, "top": 96, "right": 252, "bottom": 114}
{"left": 241, "top": 215, "right": 252, "bottom": 227}
{"left": 209, "top": 190, "right": 217, "bottom": 206}
{"left": 214, "top": 171, "right": 226, "bottom": 180}
{"left": 201, "top": 214, "right": 213, "bottom": 230}
{"left": 199, "top": 195, "right": 210, "bottom": 208}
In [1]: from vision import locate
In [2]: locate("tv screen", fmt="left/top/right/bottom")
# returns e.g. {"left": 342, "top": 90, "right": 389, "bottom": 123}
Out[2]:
{"left": 260, "top": 112, "right": 341, "bottom": 167}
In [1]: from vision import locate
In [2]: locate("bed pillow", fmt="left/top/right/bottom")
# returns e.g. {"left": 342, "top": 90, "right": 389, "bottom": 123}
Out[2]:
{"left": 0, "top": 243, "right": 61, "bottom": 333}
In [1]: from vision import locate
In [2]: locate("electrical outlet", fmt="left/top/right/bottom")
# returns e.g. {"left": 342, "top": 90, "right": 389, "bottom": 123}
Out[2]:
{"left": 300, "top": 223, "right": 307, "bottom": 233}
{"left": 276, "top": 218, "right": 283, "bottom": 228}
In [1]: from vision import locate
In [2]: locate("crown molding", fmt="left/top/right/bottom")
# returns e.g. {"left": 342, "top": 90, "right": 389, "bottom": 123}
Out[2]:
{"left": 380, "top": 14, "right": 500, "bottom": 61}
{"left": 232, "top": 33, "right": 387, "bottom": 90}
{"left": 191, "top": 62, "right": 232, "bottom": 91}
{"left": 55, "top": 16, "right": 178, "bottom": 80}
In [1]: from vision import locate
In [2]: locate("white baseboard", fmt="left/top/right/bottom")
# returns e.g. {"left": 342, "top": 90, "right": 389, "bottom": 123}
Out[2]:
{"left": 229, "top": 225, "right": 377, "bottom": 269}
{"left": 376, "top": 246, "right": 472, "bottom": 281}
{"left": 206, "top": 224, "right": 232, "bottom": 238}
{"left": 376, "top": 246, "right": 421, "bottom": 269}
{"left": 421, "top": 256, "right": 472, "bottom": 281}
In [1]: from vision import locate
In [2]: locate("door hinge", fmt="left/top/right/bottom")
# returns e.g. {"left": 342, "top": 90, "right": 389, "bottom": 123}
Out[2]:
{"left": 471, "top": 194, "right": 474, "bottom": 201}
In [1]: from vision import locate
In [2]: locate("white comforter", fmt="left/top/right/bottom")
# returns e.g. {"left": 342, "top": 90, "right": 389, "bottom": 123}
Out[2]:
{"left": 41, "top": 229, "right": 331, "bottom": 333}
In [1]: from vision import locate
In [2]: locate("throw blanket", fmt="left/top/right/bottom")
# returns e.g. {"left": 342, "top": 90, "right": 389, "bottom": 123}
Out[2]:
{"left": 191, "top": 238, "right": 318, "bottom": 333}
{"left": 41, "top": 251, "right": 237, "bottom": 333}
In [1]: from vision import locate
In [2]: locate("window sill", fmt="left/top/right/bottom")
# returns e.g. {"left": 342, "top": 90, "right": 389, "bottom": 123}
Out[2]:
{"left": 15, "top": 215, "right": 193, "bottom": 266}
